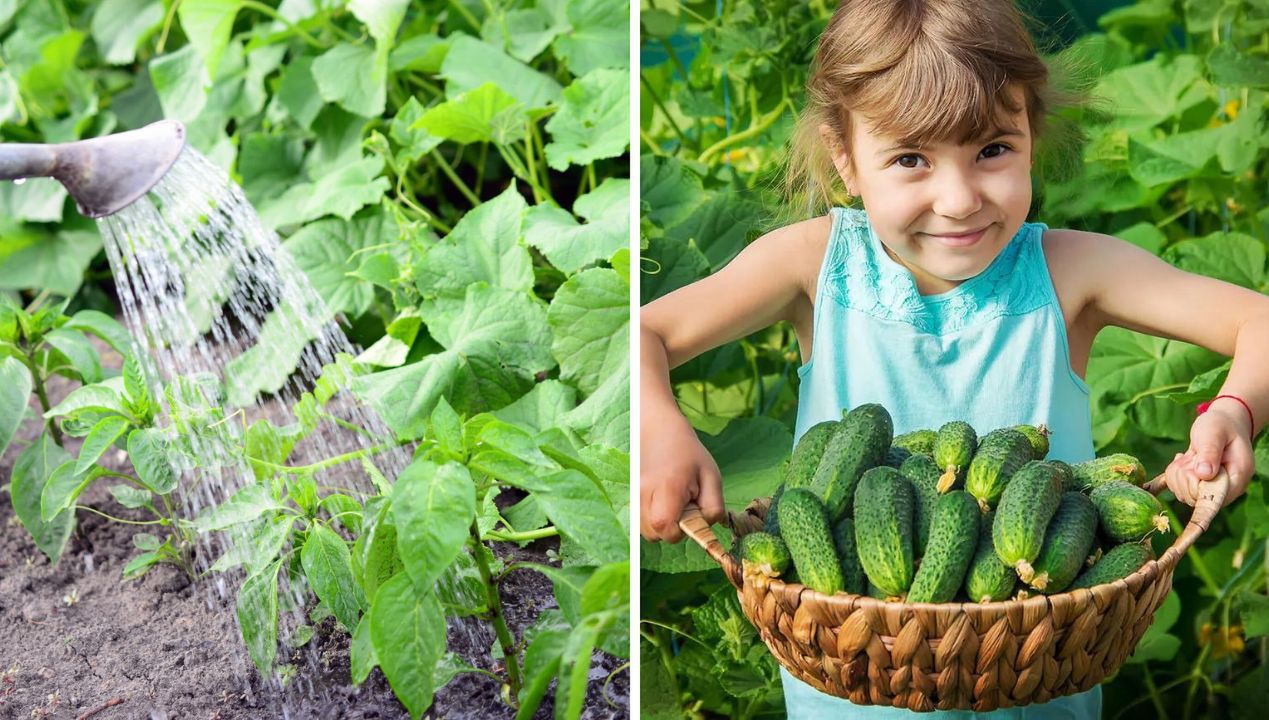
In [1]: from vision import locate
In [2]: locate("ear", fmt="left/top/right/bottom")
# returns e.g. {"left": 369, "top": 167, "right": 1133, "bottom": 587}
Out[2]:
{"left": 818, "top": 122, "right": 856, "bottom": 196}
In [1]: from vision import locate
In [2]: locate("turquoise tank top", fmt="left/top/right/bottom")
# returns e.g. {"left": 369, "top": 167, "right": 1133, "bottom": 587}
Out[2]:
{"left": 782, "top": 207, "right": 1101, "bottom": 718}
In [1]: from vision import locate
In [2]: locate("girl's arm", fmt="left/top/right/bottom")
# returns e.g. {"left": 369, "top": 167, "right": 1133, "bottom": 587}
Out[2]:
{"left": 1052, "top": 230, "right": 1269, "bottom": 507}
{"left": 640, "top": 216, "right": 827, "bottom": 541}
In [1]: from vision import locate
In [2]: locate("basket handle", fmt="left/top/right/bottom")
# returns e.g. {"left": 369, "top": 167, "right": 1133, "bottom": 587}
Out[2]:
{"left": 678, "top": 504, "right": 744, "bottom": 587}
{"left": 1143, "top": 469, "right": 1230, "bottom": 574}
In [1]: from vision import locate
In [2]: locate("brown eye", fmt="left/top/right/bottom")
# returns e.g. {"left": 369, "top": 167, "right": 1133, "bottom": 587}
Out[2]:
{"left": 895, "top": 154, "right": 924, "bottom": 169}
{"left": 981, "top": 143, "right": 1011, "bottom": 159}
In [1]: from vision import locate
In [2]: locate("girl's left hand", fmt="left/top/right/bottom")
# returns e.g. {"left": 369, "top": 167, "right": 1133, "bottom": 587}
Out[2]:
{"left": 1164, "top": 399, "right": 1255, "bottom": 507}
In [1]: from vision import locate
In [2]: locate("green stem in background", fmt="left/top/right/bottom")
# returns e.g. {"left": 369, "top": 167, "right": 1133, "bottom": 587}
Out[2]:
{"left": 659, "top": 39, "right": 700, "bottom": 150}
{"left": 76, "top": 505, "right": 167, "bottom": 526}
{"left": 494, "top": 142, "right": 554, "bottom": 206}
{"left": 470, "top": 521, "right": 523, "bottom": 701}
{"left": 639, "top": 74, "right": 690, "bottom": 150}
{"left": 240, "top": 0, "right": 325, "bottom": 48}
{"left": 446, "top": 0, "right": 483, "bottom": 32}
{"left": 698, "top": 98, "right": 792, "bottom": 165}
{"left": 250, "top": 442, "right": 400, "bottom": 476}
{"left": 485, "top": 526, "right": 559, "bottom": 543}
{"left": 529, "top": 122, "right": 554, "bottom": 202}
{"left": 585, "top": 164, "right": 597, "bottom": 194}
{"left": 1143, "top": 665, "right": 1169, "bottom": 720}
{"left": 475, "top": 142, "right": 489, "bottom": 197}
{"left": 1156, "top": 204, "right": 1193, "bottom": 229}
{"left": 155, "top": 0, "right": 183, "bottom": 53}
{"left": 26, "top": 351, "right": 63, "bottom": 447}
{"left": 430, "top": 149, "right": 482, "bottom": 206}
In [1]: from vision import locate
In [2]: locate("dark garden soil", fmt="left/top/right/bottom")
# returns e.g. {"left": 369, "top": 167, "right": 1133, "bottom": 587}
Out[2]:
{"left": 0, "top": 349, "right": 629, "bottom": 720}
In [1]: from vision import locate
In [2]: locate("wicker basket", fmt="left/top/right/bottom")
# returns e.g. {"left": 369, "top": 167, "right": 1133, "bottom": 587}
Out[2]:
{"left": 679, "top": 472, "right": 1229, "bottom": 712}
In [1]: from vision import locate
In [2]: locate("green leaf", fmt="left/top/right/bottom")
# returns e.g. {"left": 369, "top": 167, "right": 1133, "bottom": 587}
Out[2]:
{"left": 0, "top": 356, "right": 32, "bottom": 458}
{"left": 515, "top": 627, "right": 568, "bottom": 720}
{"left": 348, "top": 0, "right": 409, "bottom": 45}
{"left": 639, "top": 155, "right": 706, "bottom": 229}
{"left": 237, "top": 558, "right": 282, "bottom": 675}
{"left": 64, "top": 310, "right": 132, "bottom": 355}
{"left": 43, "top": 327, "right": 102, "bottom": 383}
{"left": 1163, "top": 231, "right": 1266, "bottom": 290}
{"left": 1116, "top": 222, "right": 1166, "bottom": 255}
{"left": 301, "top": 524, "right": 367, "bottom": 631}
{"left": 108, "top": 484, "right": 151, "bottom": 509}
{"left": 1128, "top": 590, "right": 1181, "bottom": 663}
{"left": 490, "top": 380, "right": 576, "bottom": 436}
{"left": 0, "top": 227, "right": 100, "bottom": 296}
{"left": 223, "top": 301, "right": 329, "bottom": 406}
{"left": 391, "top": 460, "right": 477, "bottom": 591}
{"left": 524, "top": 178, "right": 629, "bottom": 274}
{"left": 91, "top": 0, "right": 163, "bottom": 65}
{"left": 275, "top": 56, "right": 324, "bottom": 129}
{"left": 9, "top": 434, "right": 74, "bottom": 563}
{"left": 440, "top": 34, "right": 561, "bottom": 111}
{"left": 40, "top": 460, "right": 107, "bottom": 521}
{"left": 414, "top": 185, "right": 533, "bottom": 296}
{"left": 284, "top": 210, "right": 395, "bottom": 317}
{"left": 150, "top": 45, "right": 209, "bottom": 121}
{"left": 1128, "top": 131, "right": 1218, "bottom": 187}
{"left": 562, "top": 357, "right": 629, "bottom": 451}
{"left": 415, "top": 81, "right": 526, "bottom": 145}
{"left": 430, "top": 396, "right": 464, "bottom": 460}
{"left": 356, "top": 310, "right": 421, "bottom": 368}
{"left": 482, "top": 7, "right": 564, "bottom": 63}
{"left": 44, "top": 377, "right": 128, "bottom": 421}
{"left": 544, "top": 68, "right": 629, "bottom": 170}
{"left": 0, "top": 177, "right": 67, "bottom": 223}
{"left": 390, "top": 96, "right": 442, "bottom": 162}
{"left": 1094, "top": 55, "right": 1209, "bottom": 131}
{"left": 548, "top": 267, "right": 628, "bottom": 396}
{"left": 257, "top": 154, "right": 390, "bottom": 229}
{"left": 312, "top": 42, "right": 386, "bottom": 117}
{"left": 665, "top": 193, "right": 761, "bottom": 272}
{"left": 122, "top": 550, "right": 162, "bottom": 579}
{"left": 550, "top": 0, "right": 630, "bottom": 76}
{"left": 195, "top": 484, "right": 284, "bottom": 532}
{"left": 127, "top": 428, "right": 176, "bottom": 494}
{"left": 1240, "top": 590, "right": 1269, "bottom": 639}
{"left": 350, "top": 614, "right": 377, "bottom": 685}
{"left": 498, "top": 468, "right": 625, "bottom": 564}
{"left": 1206, "top": 44, "right": 1269, "bottom": 89}
{"left": 75, "top": 415, "right": 130, "bottom": 475}
{"left": 557, "top": 610, "right": 613, "bottom": 718}
{"left": 369, "top": 572, "right": 446, "bottom": 719}
{"left": 177, "top": 0, "right": 240, "bottom": 79}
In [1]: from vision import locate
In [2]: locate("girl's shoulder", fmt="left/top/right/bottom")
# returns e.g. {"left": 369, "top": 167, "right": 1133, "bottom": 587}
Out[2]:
{"left": 750, "top": 213, "right": 836, "bottom": 301}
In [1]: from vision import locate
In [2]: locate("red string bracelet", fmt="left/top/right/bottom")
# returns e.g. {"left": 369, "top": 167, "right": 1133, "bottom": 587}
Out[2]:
{"left": 1196, "top": 394, "right": 1255, "bottom": 438}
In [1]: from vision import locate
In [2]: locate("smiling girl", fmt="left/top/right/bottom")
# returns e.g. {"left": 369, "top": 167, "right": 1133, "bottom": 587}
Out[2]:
{"left": 640, "top": 0, "right": 1269, "bottom": 717}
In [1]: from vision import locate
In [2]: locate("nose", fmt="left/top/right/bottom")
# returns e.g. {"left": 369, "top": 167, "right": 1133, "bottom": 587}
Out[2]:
{"left": 929, "top": 165, "right": 982, "bottom": 220}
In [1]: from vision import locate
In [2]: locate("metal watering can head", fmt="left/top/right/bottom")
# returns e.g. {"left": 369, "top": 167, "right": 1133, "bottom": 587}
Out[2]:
{"left": 0, "top": 119, "right": 186, "bottom": 219}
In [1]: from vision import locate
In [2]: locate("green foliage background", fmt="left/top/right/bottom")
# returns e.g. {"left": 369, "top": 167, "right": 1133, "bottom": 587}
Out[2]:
{"left": 639, "top": 0, "right": 1269, "bottom": 718}
{"left": 0, "top": 0, "right": 631, "bottom": 717}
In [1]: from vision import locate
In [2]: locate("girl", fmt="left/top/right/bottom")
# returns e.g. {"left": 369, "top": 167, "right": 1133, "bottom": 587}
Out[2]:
{"left": 640, "top": 0, "right": 1268, "bottom": 717}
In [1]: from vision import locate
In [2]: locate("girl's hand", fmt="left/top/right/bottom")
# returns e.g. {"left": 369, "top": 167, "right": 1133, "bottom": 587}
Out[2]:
{"left": 640, "top": 418, "right": 725, "bottom": 543}
{"left": 1164, "top": 399, "right": 1255, "bottom": 507}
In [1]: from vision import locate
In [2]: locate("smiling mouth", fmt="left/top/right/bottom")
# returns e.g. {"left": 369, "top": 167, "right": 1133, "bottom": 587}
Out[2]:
{"left": 923, "top": 224, "right": 991, "bottom": 248}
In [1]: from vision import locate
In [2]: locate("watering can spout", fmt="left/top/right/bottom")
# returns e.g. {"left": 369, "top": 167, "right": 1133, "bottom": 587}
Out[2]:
{"left": 0, "top": 119, "right": 186, "bottom": 219}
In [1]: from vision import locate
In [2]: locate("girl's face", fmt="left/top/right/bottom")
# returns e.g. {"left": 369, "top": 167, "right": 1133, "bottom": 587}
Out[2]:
{"left": 827, "top": 89, "right": 1034, "bottom": 295}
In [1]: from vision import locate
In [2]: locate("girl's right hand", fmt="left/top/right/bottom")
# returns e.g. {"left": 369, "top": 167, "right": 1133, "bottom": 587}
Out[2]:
{"left": 640, "top": 418, "right": 726, "bottom": 543}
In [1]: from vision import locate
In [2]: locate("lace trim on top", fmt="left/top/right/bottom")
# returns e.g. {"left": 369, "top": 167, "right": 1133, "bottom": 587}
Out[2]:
{"left": 822, "top": 207, "right": 1052, "bottom": 336}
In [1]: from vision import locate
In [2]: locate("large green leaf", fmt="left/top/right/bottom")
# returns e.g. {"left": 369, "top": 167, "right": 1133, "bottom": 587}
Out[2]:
{"left": 391, "top": 460, "right": 477, "bottom": 591}
{"left": 9, "top": 433, "right": 75, "bottom": 563}
{"left": 544, "top": 68, "right": 629, "bottom": 170}
{"left": 237, "top": 557, "right": 282, "bottom": 674}
{"left": 284, "top": 210, "right": 395, "bottom": 317}
{"left": 313, "top": 42, "right": 386, "bottom": 118}
{"left": 490, "top": 465, "right": 626, "bottom": 564}
{"left": 562, "top": 356, "right": 629, "bottom": 450}
{"left": 415, "top": 82, "right": 526, "bottom": 145}
{"left": 150, "top": 44, "right": 209, "bottom": 121}
{"left": 257, "top": 154, "right": 390, "bottom": 229}
{"left": 524, "top": 178, "right": 629, "bottom": 274}
{"left": 91, "top": 0, "right": 163, "bottom": 65}
{"left": 440, "top": 34, "right": 561, "bottom": 111}
{"left": 369, "top": 572, "right": 446, "bottom": 719}
{"left": 348, "top": 0, "right": 409, "bottom": 46}
{"left": 547, "top": 267, "right": 628, "bottom": 396}
{"left": 1094, "top": 55, "right": 1209, "bottom": 131}
{"left": 550, "top": 0, "right": 630, "bottom": 76}
{"left": 1163, "top": 231, "right": 1266, "bottom": 290}
{"left": 0, "top": 356, "right": 32, "bottom": 458}
{"left": 414, "top": 185, "right": 533, "bottom": 297}
{"left": 0, "top": 227, "right": 100, "bottom": 296}
{"left": 177, "top": 0, "right": 240, "bottom": 78}
{"left": 301, "top": 524, "right": 367, "bottom": 631}
{"left": 0, "top": 177, "right": 67, "bottom": 222}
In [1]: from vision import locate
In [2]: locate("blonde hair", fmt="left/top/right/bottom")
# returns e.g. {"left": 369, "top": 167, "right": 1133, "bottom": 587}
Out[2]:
{"left": 784, "top": 0, "right": 1100, "bottom": 218}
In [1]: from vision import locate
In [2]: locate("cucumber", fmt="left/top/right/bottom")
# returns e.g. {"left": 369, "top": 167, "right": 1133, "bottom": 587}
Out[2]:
{"left": 964, "top": 428, "right": 1033, "bottom": 511}
{"left": 893, "top": 429, "right": 937, "bottom": 457}
{"left": 934, "top": 421, "right": 977, "bottom": 492}
{"left": 853, "top": 466, "right": 916, "bottom": 598}
{"left": 907, "top": 491, "right": 979, "bottom": 603}
{"left": 993, "top": 461, "right": 1063, "bottom": 583}
{"left": 764, "top": 482, "right": 786, "bottom": 536}
{"left": 1069, "top": 542, "right": 1154, "bottom": 589}
{"left": 965, "top": 511, "right": 1018, "bottom": 603}
{"left": 810, "top": 403, "right": 893, "bottom": 520}
{"left": 899, "top": 453, "right": 941, "bottom": 557}
{"left": 739, "top": 531, "right": 791, "bottom": 577}
{"left": 1027, "top": 492, "right": 1098, "bottom": 593}
{"left": 831, "top": 517, "right": 866, "bottom": 595}
{"left": 1071, "top": 453, "right": 1147, "bottom": 490}
{"left": 1048, "top": 460, "right": 1079, "bottom": 493}
{"left": 776, "top": 488, "right": 844, "bottom": 595}
{"left": 1011, "top": 424, "right": 1051, "bottom": 460}
{"left": 884, "top": 446, "right": 912, "bottom": 469}
{"left": 866, "top": 581, "right": 891, "bottom": 600}
{"left": 784, "top": 421, "right": 838, "bottom": 489}
{"left": 1090, "top": 481, "right": 1169, "bottom": 542}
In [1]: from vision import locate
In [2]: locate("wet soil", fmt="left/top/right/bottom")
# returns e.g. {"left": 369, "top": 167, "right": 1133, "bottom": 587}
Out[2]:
{"left": 0, "top": 345, "right": 628, "bottom": 719}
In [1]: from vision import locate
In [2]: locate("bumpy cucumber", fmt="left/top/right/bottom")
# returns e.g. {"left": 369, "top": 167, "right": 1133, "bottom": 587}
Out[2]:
{"left": 1090, "top": 481, "right": 1169, "bottom": 542}
{"left": 776, "top": 488, "right": 844, "bottom": 595}
{"left": 832, "top": 518, "right": 866, "bottom": 595}
{"left": 907, "top": 491, "right": 979, "bottom": 603}
{"left": 1011, "top": 424, "right": 1051, "bottom": 460}
{"left": 899, "top": 453, "right": 941, "bottom": 557}
{"left": 810, "top": 403, "right": 893, "bottom": 520}
{"left": 1071, "top": 453, "right": 1147, "bottom": 490}
{"left": 740, "top": 531, "right": 791, "bottom": 577}
{"left": 853, "top": 466, "right": 915, "bottom": 598}
{"left": 764, "top": 482, "right": 786, "bottom": 536}
{"left": 893, "top": 429, "right": 937, "bottom": 457}
{"left": 866, "top": 581, "right": 890, "bottom": 600}
{"left": 934, "top": 421, "right": 977, "bottom": 492}
{"left": 784, "top": 421, "right": 838, "bottom": 489}
{"left": 1048, "top": 460, "right": 1079, "bottom": 493}
{"left": 1069, "top": 542, "right": 1154, "bottom": 589}
{"left": 1027, "top": 492, "right": 1098, "bottom": 593}
{"left": 965, "top": 511, "right": 1018, "bottom": 602}
{"left": 884, "top": 446, "right": 912, "bottom": 469}
{"left": 993, "top": 461, "right": 1063, "bottom": 583}
{"left": 964, "top": 428, "right": 1033, "bottom": 511}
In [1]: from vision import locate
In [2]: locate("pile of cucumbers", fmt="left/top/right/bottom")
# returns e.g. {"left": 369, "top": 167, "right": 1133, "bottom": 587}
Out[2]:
{"left": 740, "top": 404, "right": 1169, "bottom": 602}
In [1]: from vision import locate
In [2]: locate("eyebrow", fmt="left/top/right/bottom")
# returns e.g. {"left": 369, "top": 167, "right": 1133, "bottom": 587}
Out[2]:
{"left": 874, "top": 128, "right": 1026, "bottom": 157}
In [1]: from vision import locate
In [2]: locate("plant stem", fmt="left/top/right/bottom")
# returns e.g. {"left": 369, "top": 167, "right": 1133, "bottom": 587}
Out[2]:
{"left": 446, "top": 0, "right": 483, "bottom": 31}
{"left": 639, "top": 74, "right": 689, "bottom": 149}
{"left": 698, "top": 98, "right": 792, "bottom": 165}
{"left": 26, "top": 352, "right": 63, "bottom": 447}
{"left": 240, "top": 0, "right": 325, "bottom": 48}
{"left": 430, "top": 149, "right": 482, "bottom": 206}
{"left": 250, "top": 442, "right": 400, "bottom": 475}
{"left": 1143, "top": 665, "right": 1169, "bottom": 720}
{"left": 485, "top": 526, "right": 559, "bottom": 542}
{"left": 470, "top": 521, "right": 523, "bottom": 702}
{"left": 75, "top": 505, "right": 167, "bottom": 525}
